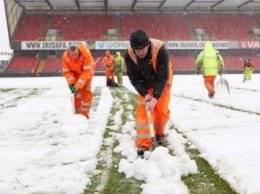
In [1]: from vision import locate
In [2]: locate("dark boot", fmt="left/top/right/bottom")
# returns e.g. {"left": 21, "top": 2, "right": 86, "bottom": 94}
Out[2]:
{"left": 137, "top": 146, "right": 149, "bottom": 156}
{"left": 155, "top": 134, "right": 165, "bottom": 145}
{"left": 107, "top": 78, "right": 112, "bottom": 86}
{"left": 208, "top": 91, "right": 215, "bottom": 99}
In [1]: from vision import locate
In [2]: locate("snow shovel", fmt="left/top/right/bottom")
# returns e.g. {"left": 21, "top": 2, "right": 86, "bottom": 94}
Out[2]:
{"left": 71, "top": 93, "right": 76, "bottom": 114}
{"left": 216, "top": 75, "right": 230, "bottom": 94}
{"left": 146, "top": 109, "right": 157, "bottom": 151}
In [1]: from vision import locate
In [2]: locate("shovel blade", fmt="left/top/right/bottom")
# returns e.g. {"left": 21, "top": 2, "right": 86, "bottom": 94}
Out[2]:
{"left": 222, "top": 78, "right": 230, "bottom": 94}
{"left": 216, "top": 77, "right": 230, "bottom": 94}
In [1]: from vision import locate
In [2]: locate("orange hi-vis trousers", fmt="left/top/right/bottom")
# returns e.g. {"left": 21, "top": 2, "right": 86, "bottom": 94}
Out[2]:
{"left": 135, "top": 85, "right": 171, "bottom": 149}
{"left": 204, "top": 75, "right": 216, "bottom": 96}
{"left": 75, "top": 79, "right": 93, "bottom": 119}
{"left": 105, "top": 67, "right": 115, "bottom": 83}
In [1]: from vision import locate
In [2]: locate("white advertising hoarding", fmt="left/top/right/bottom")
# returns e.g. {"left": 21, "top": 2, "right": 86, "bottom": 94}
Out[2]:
{"left": 21, "top": 41, "right": 87, "bottom": 50}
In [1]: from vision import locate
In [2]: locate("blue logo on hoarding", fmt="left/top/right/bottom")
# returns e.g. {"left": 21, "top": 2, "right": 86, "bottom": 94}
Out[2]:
{"left": 98, "top": 42, "right": 106, "bottom": 49}
{"left": 95, "top": 41, "right": 130, "bottom": 49}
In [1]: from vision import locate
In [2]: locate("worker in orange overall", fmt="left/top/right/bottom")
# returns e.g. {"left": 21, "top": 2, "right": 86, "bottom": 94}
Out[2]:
{"left": 102, "top": 50, "right": 115, "bottom": 86}
{"left": 62, "top": 43, "right": 95, "bottom": 119}
{"left": 124, "top": 29, "right": 174, "bottom": 156}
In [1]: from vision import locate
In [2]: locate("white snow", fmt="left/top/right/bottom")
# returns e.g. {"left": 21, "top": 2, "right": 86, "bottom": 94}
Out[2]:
{"left": 0, "top": 74, "right": 259, "bottom": 194}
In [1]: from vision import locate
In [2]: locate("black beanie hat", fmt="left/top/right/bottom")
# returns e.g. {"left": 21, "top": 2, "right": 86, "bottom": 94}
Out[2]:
{"left": 130, "top": 29, "right": 149, "bottom": 50}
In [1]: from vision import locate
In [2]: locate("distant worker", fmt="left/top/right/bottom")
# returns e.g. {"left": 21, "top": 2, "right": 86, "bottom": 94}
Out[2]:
{"left": 114, "top": 51, "right": 125, "bottom": 86}
{"left": 243, "top": 58, "right": 255, "bottom": 82}
{"left": 196, "top": 42, "right": 224, "bottom": 99}
{"left": 62, "top": 43, "right": 95, "bottom": 119}
{"left": 125, "top": 29, "right": 174, "bottom": 156}
{"left": 102, "top": 50, "right": 115, "bottom": 86}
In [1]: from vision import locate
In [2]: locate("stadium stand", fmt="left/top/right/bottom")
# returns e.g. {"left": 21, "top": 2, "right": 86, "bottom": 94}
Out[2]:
{"left": 121, "top": 14, "right": 158, "bottom": 40}
{"left": 42, "top": 56, "right": 62, "bottom": 73}
{"left": 93, "top": 56, "right": 104, "bottom": 72}
{"left": 189, "top": 14, "right": 256, "bottom": 41}
{"left": 171, "top": 55, "right": 195, "bottom": 71}
{"left": 13, "top": 14, "right": 47, "bottom": 41}
{"left": 49, "top": 14, "right": 83, "bottom": 41}
{"left": 2, "top": 9, "right": 260, "bottom": 76}
{"left": 153, "top": 14, "right": 192, "bottom": 41}
{"left": 5, "top": 55, "right": 40, "bottom": 74}
{"left": 223, "top": 55, "right": 260, "bottom": 71}
{"left": 49, "top": 14, "right": 116, "bottom": 41}
{"left": 121, "top": 14, "right": 192, "bottom": 41}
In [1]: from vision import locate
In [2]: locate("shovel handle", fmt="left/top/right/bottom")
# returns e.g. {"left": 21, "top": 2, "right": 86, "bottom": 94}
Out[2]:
{"left": 71, "top": 93, "right": 75, "bottom": 114}
{"left": 146, "top": 109, "right": 156, "bottom": 150}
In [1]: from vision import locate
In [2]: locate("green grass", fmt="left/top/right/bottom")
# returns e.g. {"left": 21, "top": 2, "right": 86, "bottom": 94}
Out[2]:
{"left": 85, "top": 87, "right": 143, "bottom": 194}
{"left": 0, "top": 88, "right": 44, "bottom": 108}
{"left": 182, "top": 149, "right": 236, "bottom": 194}
{"left": 102, "top": 152, "right": 143, "bottom": 194}
{"left": 85, "top": 86, "right": 238, "bottom": 194}
{"left": 0, "top": 88, "right": 14, "bottom": 92}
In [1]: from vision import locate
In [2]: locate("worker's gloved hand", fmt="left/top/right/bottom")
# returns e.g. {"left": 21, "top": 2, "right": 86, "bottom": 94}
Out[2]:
{"left": 71, "top": 85, "right": 78, "bottom": 94}
{"left": 142, "top": 93, "right": 152, "bottom": 107}
{"left": 146, "top": 98, "right": 157, "bottom": 112}
{"left": 218, "top": 68, "right": 223, "bottom": 75}
{"left": 69, "top": 84, "right": 74, "bottom": 91}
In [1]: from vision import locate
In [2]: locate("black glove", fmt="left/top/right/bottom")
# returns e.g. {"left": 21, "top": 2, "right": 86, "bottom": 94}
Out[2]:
{"left": 71, "top": 85, "right": 78, "bottom": 94}
{"left": 69, "top": 84, "right": 74, "bottom": 90}
{"left": 218, "top": 68, "right": 223, "bottom": 75}
{"left": 69, "top": 84, "right": 78, "bottom": 94}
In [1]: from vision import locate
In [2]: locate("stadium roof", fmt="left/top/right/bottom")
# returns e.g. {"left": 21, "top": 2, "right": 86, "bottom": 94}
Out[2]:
{"left": 14, "top": 0, "right": 260, "bottom": 13}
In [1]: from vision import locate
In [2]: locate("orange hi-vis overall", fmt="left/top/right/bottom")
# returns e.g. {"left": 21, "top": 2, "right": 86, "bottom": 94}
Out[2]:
{"left": 62, "top": 44, "right": 94, "bottom": 118}
{"left": 102, "top": 51, "right": 115, "bottom": 83}
{"left": 128, "top": 39, "right": 173, "bottom": 149}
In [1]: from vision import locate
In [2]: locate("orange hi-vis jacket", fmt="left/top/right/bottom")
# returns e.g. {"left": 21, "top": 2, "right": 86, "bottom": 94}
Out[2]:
{"left": 102, "top": 51, "right": 115, "bottom": 82}
{"left": 128, "top": 38, "right": 173, "bottom": 87}
{"left": 102, "top": 51, "right": 114, "bottom": 69}
{"left": 62, "top": 44, "right": 94, "bottom": 89}
{"left": 62, "top": 44, "right": 95, "bottom": 118}
{"left": 127, "top": 39, "right": 173, "bottom": 149}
